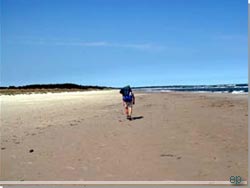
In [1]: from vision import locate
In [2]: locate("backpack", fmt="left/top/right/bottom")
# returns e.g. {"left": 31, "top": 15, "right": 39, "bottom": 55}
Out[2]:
{"left": 121, "top": 86, "right": 132, "bottom": 102}
{"left": 123, "top": 95, "right": 133, "bottom": 102}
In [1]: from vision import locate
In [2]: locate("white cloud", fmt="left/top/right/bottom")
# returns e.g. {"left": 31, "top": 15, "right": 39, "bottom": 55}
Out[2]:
{"left": 54, "top": 41, "right": 152, "bottom": 49}
{"left": 7, "top": 36, "right": 167, "bottom": 51}
{"left": 14, "top": 38, "right": 164, "bottom": 51}
{"left": 108, "top": 43, "right": 153, "bottom": 50}
{"left": 54, "top": 41, "right": 108, "bottom": 47}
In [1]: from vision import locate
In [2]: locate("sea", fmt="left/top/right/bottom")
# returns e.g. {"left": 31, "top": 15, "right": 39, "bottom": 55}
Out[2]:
{"left": 133, "top": 84, "right": 248, "bottom": 94}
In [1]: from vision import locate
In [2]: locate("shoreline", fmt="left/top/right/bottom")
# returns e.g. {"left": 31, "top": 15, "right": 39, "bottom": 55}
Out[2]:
{"left": 0, "top": 89, "right": 247, "bottom": 97}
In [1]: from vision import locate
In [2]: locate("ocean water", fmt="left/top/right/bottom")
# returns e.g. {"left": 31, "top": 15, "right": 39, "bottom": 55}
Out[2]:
{"left": 133, "top": 84, "right": 248, "bottom": 94}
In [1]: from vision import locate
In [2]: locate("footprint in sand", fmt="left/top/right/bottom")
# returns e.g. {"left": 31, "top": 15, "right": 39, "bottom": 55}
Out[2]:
{"left": 160, "top": 154, "right": 175, "bottom": 157}
{"left": 161, "top": 154, "right": 182, "bottom": 160}
{"left": 69, "top": 119, "right": 82, "bottom": 126}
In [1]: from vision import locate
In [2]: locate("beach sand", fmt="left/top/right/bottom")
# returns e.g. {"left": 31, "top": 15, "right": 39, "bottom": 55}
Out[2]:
{"left": 0, "top": 90, "right": 248, "bottom": 181}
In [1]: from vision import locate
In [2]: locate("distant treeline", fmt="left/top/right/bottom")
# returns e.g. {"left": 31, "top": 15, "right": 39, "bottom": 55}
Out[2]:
{"left": 0, "top": 83, "right": 115, "bottom": 90}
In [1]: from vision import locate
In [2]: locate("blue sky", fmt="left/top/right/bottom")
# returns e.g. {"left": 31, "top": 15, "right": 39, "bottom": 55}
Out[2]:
{"left": 1, "top": 0, "right": 248, "bottom": 87}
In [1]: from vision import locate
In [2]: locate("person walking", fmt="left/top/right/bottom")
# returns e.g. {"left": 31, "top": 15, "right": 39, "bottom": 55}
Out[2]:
{"left": 119, "top": 85, "right": 135, "bottom": 120}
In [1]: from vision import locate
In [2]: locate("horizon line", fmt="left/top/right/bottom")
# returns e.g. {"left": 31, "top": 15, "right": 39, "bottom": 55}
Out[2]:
{"left": 0, "top": 82, "right": 248, "bottom": 88}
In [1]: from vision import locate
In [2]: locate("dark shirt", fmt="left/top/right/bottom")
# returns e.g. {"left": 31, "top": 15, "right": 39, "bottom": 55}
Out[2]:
{"left": 120, "top": 86, "right": 132, "bottom": 96}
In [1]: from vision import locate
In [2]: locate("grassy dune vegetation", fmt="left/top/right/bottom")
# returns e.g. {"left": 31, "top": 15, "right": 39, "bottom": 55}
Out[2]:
{"left": 0, "top": 84, "right": 115, "bottom": 95}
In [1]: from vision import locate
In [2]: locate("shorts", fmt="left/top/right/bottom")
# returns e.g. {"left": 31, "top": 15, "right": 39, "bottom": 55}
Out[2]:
{"left": 124, "top": 101, "right": 133, "bottom": 108}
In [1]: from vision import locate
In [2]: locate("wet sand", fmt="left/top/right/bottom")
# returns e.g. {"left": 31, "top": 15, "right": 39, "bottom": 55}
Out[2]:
{"left": 0, "top": 90, "right": 248, "bottom": 181}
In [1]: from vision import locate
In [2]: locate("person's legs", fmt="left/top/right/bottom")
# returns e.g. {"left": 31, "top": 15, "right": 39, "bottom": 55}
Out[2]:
{"left": 128, "top": 106, "right": 132, "bottom": 117}
{"left": 125, "top": 106, "right": 129, "bottom": 116}
{"left": 124, "top": 102, "right": 133, "bottom": 120}
{"left": 127, "top": 102, "right": 133, "bottom": 120}
{"left": 123, "top": 101, "right": 128, "bottom": 116}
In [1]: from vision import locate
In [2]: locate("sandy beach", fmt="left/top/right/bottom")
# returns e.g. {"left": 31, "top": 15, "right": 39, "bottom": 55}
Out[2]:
{"left": 0, "top": 90, "right": 248, "bottom": 181}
